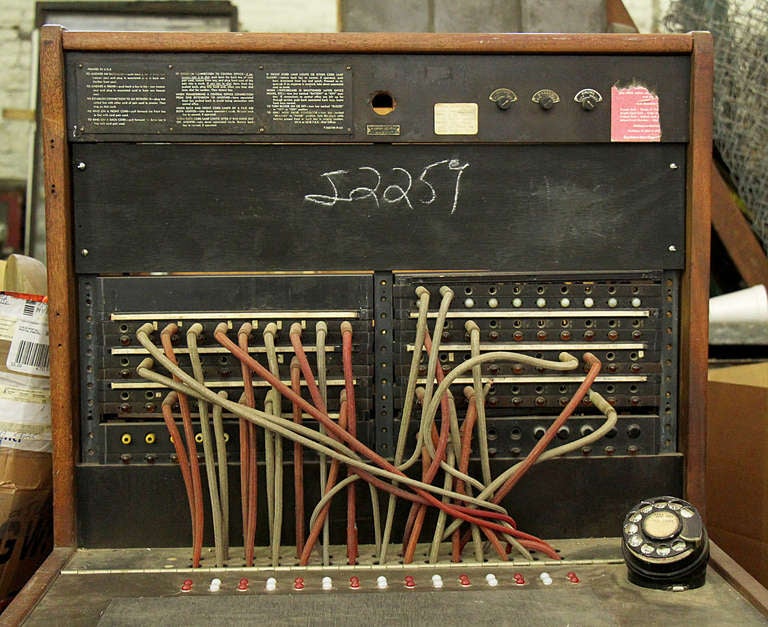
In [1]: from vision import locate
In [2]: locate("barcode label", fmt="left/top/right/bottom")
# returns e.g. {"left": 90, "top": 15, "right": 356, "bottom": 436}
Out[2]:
{"left": 7, "top": 322, "right": 50, "bottom": 376}
{"left": 11, "top": 340, "right": 50, "bottom": 370}
{"left": 22, "top": 300, "right": 47, "bottom": 322}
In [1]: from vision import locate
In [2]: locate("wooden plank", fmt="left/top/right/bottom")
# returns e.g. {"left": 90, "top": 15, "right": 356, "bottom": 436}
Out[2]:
{"left": 61, "top": 30, "right": 694, "bottom": 54}
{"left": 710, "top": 542, "right": 768, "bottom": 618}
{"left": 606, "top": 0, "right": 639, "bottom": 31}
{"left": 39, "top": 25, "right": 79, "bottom": 548}
{"left": 679, "top": 31, "right": 713, "bottom": 518}
{"left": 0, "top": 547, "right": 74, "bottom": 625}
{"left": 711, "top": 163, "right": 768, "bottom": 287}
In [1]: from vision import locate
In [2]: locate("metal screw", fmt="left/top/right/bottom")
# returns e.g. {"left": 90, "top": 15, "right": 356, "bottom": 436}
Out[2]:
{"left": 81, "top": 248, "right": 89, "bottom": 257}
{"left": 76, "top": 162, "right": 86, "bottom": 170}
{"left": 668, "top": 244, "right": 677, "bottom": 252}
{"left": 669, "top": 163, "right": 679, "bottom": 169}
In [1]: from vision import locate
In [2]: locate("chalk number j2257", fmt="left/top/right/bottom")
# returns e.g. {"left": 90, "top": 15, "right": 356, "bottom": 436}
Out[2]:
{"left": 304, "top": 159, "right": 469, "bottom": 214}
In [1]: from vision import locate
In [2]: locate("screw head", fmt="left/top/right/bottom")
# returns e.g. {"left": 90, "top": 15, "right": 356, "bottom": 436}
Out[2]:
{"left": 81, "top": 248, "right": 89, "bottom": 257}
{"left": 76, "top": 161, "right": 86, "bottom": 170}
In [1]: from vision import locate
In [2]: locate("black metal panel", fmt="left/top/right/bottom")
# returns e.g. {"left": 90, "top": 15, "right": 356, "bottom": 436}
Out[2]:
{"left": 66, "top": 53, "right": 690, "bottom": 144}
{"left": 71, "top": 143, "right": 686, "bottom": 274}
{"left": 373, "top": 272, "right": 394, "bottom": 456}
{"left": 76, "top": 455, "right": 682, "bottom": 548}
{"left": 83, "top": 274, "right": 373, "bottom": 313}
{"left": 391, "top": 271, "right": 671, "bottom": 424}
{"left": 79, "top": 274, "right": 376, "bottom": 462}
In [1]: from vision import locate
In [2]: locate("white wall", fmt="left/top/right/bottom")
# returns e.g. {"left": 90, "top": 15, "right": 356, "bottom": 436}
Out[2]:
{"left": 237, "top": 0, "right": 337, "bottom": 32}
{"left": 624, "top": 0, "right": 672, "bottom": 33}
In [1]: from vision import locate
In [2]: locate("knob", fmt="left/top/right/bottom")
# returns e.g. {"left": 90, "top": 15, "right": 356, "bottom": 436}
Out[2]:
{"left": 496, "top": 94, "right": 515, "bottom": 110}
{"left": 539, "top": 95, "right": 555, "bottom": 110}
{"left": 574, "top": 88, "right": 603, "bottom": 111}
{"left": 489, "top": 87, "right": 518, "bottom": 110}
{"left": 532, "top": 89, "right": 560, "bottom": 111}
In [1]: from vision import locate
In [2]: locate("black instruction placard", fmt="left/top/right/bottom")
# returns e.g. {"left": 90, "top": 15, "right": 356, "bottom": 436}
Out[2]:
{"left": 72, "top": 55, "right": 351, "bottom": 137}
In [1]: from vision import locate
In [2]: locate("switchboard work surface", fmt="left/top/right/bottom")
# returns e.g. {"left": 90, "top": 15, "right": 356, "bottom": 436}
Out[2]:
{"left": 22, "top": 541, "right": 766, "bottom": 626}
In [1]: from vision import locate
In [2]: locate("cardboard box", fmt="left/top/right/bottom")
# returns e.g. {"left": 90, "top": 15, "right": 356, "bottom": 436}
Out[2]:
{"left": 0, "top": 448, "right": 52, "bottom": 606}
{"left": 0, "top": 258, "right": 52, "bottom": 609}
{"left": 708, "top": 362, "right": 768, "bottom": 588}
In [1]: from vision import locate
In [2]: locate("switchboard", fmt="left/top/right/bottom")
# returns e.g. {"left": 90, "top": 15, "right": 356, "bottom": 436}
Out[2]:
{"left": 65, "top": 43, "right": 695, "bottom": 551}
{"left": 12, "top": 27, "right": 759, "bottom": 627}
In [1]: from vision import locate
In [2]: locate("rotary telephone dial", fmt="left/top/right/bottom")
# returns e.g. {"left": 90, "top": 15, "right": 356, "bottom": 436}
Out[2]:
{"left": 622, "top": 496, "right": 709, "bottom": 591}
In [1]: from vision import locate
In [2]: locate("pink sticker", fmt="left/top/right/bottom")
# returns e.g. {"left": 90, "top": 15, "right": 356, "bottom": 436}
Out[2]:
{"left": 611, "top": 85, "right": 661, "bottom": 142}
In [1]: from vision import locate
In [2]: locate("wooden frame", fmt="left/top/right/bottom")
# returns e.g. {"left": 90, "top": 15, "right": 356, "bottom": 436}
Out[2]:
{"left": 38, "top": 23, "right": 713, "bottom": 548}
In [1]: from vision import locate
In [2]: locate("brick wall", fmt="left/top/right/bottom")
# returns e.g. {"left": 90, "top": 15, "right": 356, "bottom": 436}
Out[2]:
{"left": 0, "top": 0, "right": 35, "bottom": 183}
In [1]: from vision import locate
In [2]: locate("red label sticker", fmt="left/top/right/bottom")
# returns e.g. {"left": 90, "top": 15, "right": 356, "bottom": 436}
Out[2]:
{"left": 611, "top": 85, "right": 661, "bottom": 142}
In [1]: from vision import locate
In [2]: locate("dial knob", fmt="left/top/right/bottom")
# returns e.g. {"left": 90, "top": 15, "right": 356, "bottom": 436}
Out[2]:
{"left": 489, "top": 87, "right": 518, "bottom": 111}
{"left": 532, "top": 89, "right": 560, "bottom": 111}
{"left": 574, "top": 88, "right": 603, "bottom": 112}
{"left": 539, "top": 95, "right": 555, "bottom": 110}
{"left": 496, "top": 94, "right": 514, "bottom": 110}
